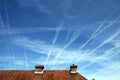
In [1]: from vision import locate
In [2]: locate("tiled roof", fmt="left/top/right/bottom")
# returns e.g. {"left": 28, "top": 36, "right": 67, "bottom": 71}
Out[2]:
{"left": 0, "top": 70, "right": 87, "bottom": 80}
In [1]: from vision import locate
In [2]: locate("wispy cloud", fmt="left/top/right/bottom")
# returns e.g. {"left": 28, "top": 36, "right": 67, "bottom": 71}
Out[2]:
{"left": 11, "top": 37, "right": 100, "bottom": 66}
{"left": 17, "top": 0, "right": 51, "bottom": 15}
{"left": 9, "top": 35, "right": 120, "bottom": 80}
{"left": 0, "top": 56, "right": 25, "bottom": 69}
{"left": 0, "top": 27, "right": 66, "bottom": 35}
{"left": 79, "top": 45, "right": 120, "bottom": 70}
{"left": 87, "top": 61, "right": 120, "bottom": 80}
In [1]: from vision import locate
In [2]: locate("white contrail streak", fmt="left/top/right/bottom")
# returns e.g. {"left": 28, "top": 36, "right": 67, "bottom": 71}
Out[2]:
{"left": 78, "top": 16, "right": 120, "bottom": 50}
{"left": 64, "top": 30, "right": 81, "bottom": 49}
{"left": 87, "top": 29, "right": 120, "bottom": 56}
{"left": 76, "top": 17, "right": 120, "bottom": 68}
{"left": 24, "top": 51, "right": 29, "bottom": 69}
{"left": 59, "top": 17, "right": 119, "bottom": 67}
{"left": 5, "top": 5, "right": 15, "bottom": 69}
{"left": 52, "top": 26, "right": 62, "bottom": 44}
{"left": 54, "top": 30, "right": 81, "bottom": 59}
{"left": 65, "top": 30, "right": 71, "bottom": 41}
{"left": 79, "top": 46, "right": 120, "bottom": 70}
{"left": 5, "top": 5, "right": 11, "bottom": 34}
{"left": 44, "top": 50, "right": 51, "bottom": 65}
{"left": 79, "top": 31, "right": 120, "bottom": 70}
{"left": 0, "top": 27, "right": 65, "bottom": 35}
{"left": 1, "top": 13, "right": 13, "bottom": 69}
{"left": 12, "top": 56, "right": 16, "bottom": 70}
{"left": 78, "top": 19, "right": 107, "bottom": 49}
{"left": 53, "top": 16, "right": 120, "bottom": 69}
{"left": 52, "top": 30, "right": 81, "bottom": 69}
{"left": 92, "top": 16, "right": 120, "bottom": 38}
{"left": 45, "top": 23, "right": 63, "bottom": 66}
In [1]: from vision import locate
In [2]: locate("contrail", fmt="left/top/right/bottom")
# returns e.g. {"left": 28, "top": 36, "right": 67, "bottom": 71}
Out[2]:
{"left": 64, "top": 30, "right": 81, "bottom": 49}
{"left": 12, "top": 56, "right": 16, "bottom": 70}
{"left": 45, "top": 23, "right": 63, "bottom": 66}
{"left": 52, "top": 30, "right": 81, "bottom": 69}
{"left": 78, "top": 16, "right": 120, "bottom": 50}
{"left": 78, "top": 19, "right": 107, "bottom": 49}
{"left": 0, "top": 14, "right": 6, "bottom": 34}
{"left": 5, "top": 5, "right": 15, "bottom": 69}
{"left": 79, "top": 33, "right": 120, "bottom": 70}
{"left": 0, "top": 27, "right": 65, "bottom": 35}
{"left": 54, "top": 17, "right": 120, "bottom": 69}
{"left": 24, "top": 50, "right": 29, "bottom": 69}
{"left": 73, "top": 16, "right": 120, "bottom": 66}
{"left": 65, "top": 30, "right": 71, "bottom": 41}
{"left": 79, "top": 46, "right": 120, "bottom": 70}
{"left": 0, "top": 13, "right": 13, "bottom": 69}
{"left": 67, "top": 21, "right": 120, "bottom": 70}
{"left": 54, "top": 30, "right": 81, "bottom": 59}
{"left": 44, "top": 50, "right": 51, "bottom": 65}
{"left": 5, "top": 5, "right": 11, "bottom": 34}
{"left": 92, "top": 16, "right": 120, "bottom": 38}
{"left": 57, "top": 17, "right": 119, "bottom": 68}
{"left": 87, "top": 29, "right": 120, "bottom": 56}
{"left": 52, "top": 26, "right": 62, "bottom": 44}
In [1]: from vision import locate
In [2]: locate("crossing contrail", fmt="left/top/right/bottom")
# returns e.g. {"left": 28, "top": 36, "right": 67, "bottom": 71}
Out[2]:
{"left": 52, "top": 30, "right": 81, "bottom": 69}
{"left": 78, "top": 19, "right": 107, "bottom": 49}
{"left": 64, "top": 30, "right": 81, "bottom": 49}
{"left": 45, "top": 22, "right": 63, "bottom": 66}
{"left": 54, "top": 30, "right": 81, "bottom": 60}
{"left": 79, "top": 31, "right": 120, "bottom": 70}
{"left": 0, "top": 13, "right": 13, "bottom": 69}
{"left": 92, "top": 16, "right": 120, "bottom": 38}
{"left": 44, "top": 50, "right": 52, "bottom": 65}
{"left": 87, "top": 29, "right": 120, "bottom": 56}
{"left": 79, "top": 46, "right": 120, "bottom": 70}
{"left": 5, "top": 5, "right": 15, "bottom": 69}
{"left": 76, "top": 17, "right": 120, "bottom": 66}
{"left": 62, "top": 17, "right": 120, "bottom": 68}
{"left": 52, "top": 25, "right": 62, "bottom": 44}
{"left": 65, "top": 30, "right": 71, "bottom": 41}
{"left": 78, "top": 16, "right": 120, "bottom": 50}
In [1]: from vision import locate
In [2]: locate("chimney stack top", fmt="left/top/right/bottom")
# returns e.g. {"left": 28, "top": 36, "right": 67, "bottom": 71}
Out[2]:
{"left": 70, "top": 64, "right": 77, "bottom": 73}
{"left": 35, "top": 65, "right": 44, "bottom": 69}
{"left": 70, "top": 64, "right": 77, "bottom": 68}
{"left": 34, "top": 65, "right": 44, "bottom": 74}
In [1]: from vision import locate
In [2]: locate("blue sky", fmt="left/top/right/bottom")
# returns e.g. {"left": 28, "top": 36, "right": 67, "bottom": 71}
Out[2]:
{"left": 0, "top": 0, "right": 120, "bottom": 80}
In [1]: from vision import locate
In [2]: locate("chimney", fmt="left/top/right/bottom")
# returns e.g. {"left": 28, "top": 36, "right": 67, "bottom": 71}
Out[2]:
{"left": 34, "top": 65, "right": 44, "bottom": 74}
{"left": 70, "top": 64, "right": 77, "bottom": 73}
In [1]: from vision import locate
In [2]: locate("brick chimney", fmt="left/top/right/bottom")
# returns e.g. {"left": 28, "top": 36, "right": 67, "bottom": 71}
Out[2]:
{"left": 70, "top": 64, "right": 77, "bottom": 73}
{"left": 34, "top": 65, "right": 44, "bottom": 74}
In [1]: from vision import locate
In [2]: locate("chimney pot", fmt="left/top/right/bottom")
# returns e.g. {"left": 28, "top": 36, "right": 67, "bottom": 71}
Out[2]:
{"left": 70, "top": 64, "right": 77, "bottom": 73}
{"left": 34, "top": 65, "right": 44, "bottom": 74}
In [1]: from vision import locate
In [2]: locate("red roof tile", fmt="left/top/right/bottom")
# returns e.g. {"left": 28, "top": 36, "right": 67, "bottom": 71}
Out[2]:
{"left": 0, "top": 70, "right": 87, "bottom": 80}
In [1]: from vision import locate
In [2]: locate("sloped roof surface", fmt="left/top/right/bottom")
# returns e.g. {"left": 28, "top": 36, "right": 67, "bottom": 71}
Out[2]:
{"left": 0, "top": 70, "right": 87, "bottom": 80}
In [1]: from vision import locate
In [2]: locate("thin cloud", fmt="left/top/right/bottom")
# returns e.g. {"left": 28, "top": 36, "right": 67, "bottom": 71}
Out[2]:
{"left": 11, "top": 37, "right": 98, "bottom": 66}
{"left": 87, "top": 61, "right": 120, "bottom": 80}
{"left": 79, "top": 46, "right": 120, "bottom": 70}
{"left": 0, "top": 27, "right": 66, "bottom": 35}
